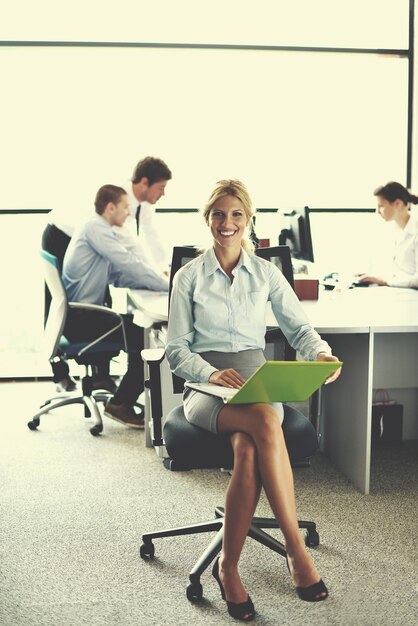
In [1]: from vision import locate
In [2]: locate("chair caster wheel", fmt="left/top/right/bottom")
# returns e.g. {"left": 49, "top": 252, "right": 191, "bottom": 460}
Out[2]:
{"left": 90, "top": 424, "right": 103, "bottom": 436}
{"left": 27, "top": 419, "right": 39, "bottom": 431}
{"left": 140, "top": 541, "right": 155, "bottom": 559}
{"left": 305, "top": 529, "right": 320, "bottom": 547}
{"left": 186, "top": 581, "right": 203, "bottom": 602}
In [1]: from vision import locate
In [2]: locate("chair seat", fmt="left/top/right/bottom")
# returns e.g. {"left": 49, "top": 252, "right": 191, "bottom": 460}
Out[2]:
{"left": 163, "top": 404, "right": 318, "bottom": 470}
{"left": 59, "top": 337, "right": 124, "bottom": 358}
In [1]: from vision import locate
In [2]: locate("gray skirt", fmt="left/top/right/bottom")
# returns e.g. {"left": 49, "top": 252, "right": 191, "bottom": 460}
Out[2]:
{"left": 183, "top": 349, "right": 284, "bottom": 434}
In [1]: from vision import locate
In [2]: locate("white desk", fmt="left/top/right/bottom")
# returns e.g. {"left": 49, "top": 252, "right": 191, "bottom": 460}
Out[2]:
{"left": 129, "top": 286, "right": 418, "bottom": 494}
{"left": 127, "top": 290, "right": 168, "bottom": 326}
{"left": 302, "top": 287, "right": 418, "bottom": 495}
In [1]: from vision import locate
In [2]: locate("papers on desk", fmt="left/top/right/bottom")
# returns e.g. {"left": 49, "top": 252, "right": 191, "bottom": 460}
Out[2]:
{"left": 157, "top": 326, "right": 167, "bottom": 342}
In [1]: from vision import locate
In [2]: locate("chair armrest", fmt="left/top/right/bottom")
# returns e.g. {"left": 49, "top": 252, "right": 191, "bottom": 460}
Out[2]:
{"left": 141, "top": 348, "right": 166, "bottom": 447}
{"left": 67, "top": 303, "right": 127, "bottom": 354}
{"left": 69, "top": 302, "right": 123, "bottom": 318}
{"left": 141, "top": 348, "right": 165, "bottom": 364}
{"left": 265, "top": 327, "right": 296, "bottom": 361}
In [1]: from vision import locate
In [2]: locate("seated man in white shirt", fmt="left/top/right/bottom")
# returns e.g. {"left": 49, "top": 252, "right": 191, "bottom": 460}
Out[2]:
{"left": 62, "top": 184, "right": 169, "bottom": 428}
{"left": 114, "top": 156, "right": 172, "bottom": 275}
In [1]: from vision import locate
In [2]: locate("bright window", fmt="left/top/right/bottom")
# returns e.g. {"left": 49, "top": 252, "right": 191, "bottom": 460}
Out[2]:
{"left": 0, "top": 48, "right": 408, "bottom": 210}
{"left": 0, "top": 0, "right": 414, "bottom": 376}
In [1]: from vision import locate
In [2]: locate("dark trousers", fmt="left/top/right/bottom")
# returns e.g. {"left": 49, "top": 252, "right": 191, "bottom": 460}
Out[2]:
{"left": 42, "top": 223, "right": 112, "bottom": 382}
{"left": 64, "top": 310, "right": 144, "bottom": 407}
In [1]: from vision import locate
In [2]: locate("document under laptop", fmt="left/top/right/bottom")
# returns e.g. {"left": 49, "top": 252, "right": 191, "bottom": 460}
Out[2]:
{"left": 185, "top": 360, "right": 342, "bottom": 404}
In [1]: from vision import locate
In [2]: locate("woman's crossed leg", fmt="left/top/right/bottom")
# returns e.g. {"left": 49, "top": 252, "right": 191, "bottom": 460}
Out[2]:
{"left": 216, "top": 403, "right": 327, "bottom": 603}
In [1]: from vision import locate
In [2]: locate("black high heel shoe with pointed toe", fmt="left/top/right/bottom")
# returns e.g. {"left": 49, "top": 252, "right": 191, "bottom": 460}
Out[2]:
{"left": 212, "top": 557, "right": 256, "bottom": 621}
{"left": 286, "top": 555, "right": 329, "bottom": 602}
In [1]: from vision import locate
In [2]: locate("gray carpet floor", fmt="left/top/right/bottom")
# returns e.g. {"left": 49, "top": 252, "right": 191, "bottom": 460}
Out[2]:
{"left": 1, "top": 381, "right": 417, "bottom": 626}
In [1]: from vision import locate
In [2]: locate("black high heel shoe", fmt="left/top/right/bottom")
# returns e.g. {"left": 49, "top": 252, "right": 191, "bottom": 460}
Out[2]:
{"left": 212, "top": 557, "right": 256, "bottom": 621}
{"left": 286, "top": 555, "right": 328, "bottom": 602}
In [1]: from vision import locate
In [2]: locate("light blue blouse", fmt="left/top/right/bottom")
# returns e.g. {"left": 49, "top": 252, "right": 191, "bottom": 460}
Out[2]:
{"left": 166, "top": 247, "right": 331, "bottom": 382}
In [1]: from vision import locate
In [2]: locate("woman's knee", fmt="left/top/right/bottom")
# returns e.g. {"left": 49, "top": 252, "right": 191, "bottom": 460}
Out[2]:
{"left": 251, "top": 404, "right": 283, "bottom": 442}
{"left": 231, "top": 433, "right": 258, "bottom": 471}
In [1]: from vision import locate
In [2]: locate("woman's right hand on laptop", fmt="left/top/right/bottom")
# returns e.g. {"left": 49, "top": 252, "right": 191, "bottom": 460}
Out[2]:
{"left": 209, "top": 369, "right": 246, "bottom": 388}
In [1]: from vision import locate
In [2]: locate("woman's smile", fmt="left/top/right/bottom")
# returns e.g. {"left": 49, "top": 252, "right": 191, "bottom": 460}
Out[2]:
{"left": 209, "top": 196, "right": 248, "bottom": 249}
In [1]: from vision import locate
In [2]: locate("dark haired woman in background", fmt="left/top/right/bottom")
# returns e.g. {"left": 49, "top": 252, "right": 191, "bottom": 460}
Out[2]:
{"left": 357, "top": 181, "right": 418, "bottom": 288}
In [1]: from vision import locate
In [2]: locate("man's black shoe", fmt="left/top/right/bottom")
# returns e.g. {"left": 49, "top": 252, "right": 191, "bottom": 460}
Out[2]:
{"left": 55, "top": 375, "right": 77, "bottom": 393}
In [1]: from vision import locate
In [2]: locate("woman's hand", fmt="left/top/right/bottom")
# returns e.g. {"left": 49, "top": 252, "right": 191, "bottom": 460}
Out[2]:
{"left": 316, "top": 352, "right": 341, "bottom": 384}
{"left": 209, "top": 368, "right": 246, "bottom": 389}
{"left": 356, "top": 273, "right": 387, "bottom": 286}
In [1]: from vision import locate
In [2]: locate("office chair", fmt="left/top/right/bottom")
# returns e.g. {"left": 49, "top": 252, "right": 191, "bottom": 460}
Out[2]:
{"left": 255, "top": 245, "right": 296, "bottom": 361}
{"left": 27, "top": 250, "right": 128, "bottom": 436}
{"left": 140, "top": 246, "right": 320, "bottom": 602}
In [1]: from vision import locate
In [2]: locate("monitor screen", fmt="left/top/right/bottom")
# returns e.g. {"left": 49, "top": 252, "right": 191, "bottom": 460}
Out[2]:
{"left": 306, "top": 208, "right": 396, "bottom": 277}
{"left": 278, "top": 208, "right": 314, "bottom": 262}
{"left": 252, "top": 209, "right": 280, "bottom": 247}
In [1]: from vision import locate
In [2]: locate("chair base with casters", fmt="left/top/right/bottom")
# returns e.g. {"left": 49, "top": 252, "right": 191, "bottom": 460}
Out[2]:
{"left": 28, "top": 348, "right": 120, "bottom": 436}
{"left": 140, "top": 404, "right": 320, "bottom": 602}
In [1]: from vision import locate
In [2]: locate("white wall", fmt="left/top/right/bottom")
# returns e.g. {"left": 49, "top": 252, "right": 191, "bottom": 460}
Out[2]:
{"left": 413, "top": 3, "right": 418, "bottom": 191}
{"left": 0, "top": 1, "right": 409, "bottom": 48}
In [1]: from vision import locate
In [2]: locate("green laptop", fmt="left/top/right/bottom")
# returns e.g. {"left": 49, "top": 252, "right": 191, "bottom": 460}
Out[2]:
{"left": 185, "top": 360, "right": 342, "bottom": 404}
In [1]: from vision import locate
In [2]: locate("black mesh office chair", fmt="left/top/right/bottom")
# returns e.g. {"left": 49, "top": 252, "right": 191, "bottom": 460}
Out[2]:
{"left": 28, "top": 250, "right": 127, "bottom": 436}
{"left": 140, "top": 246, "right": 320, "bottom": 602}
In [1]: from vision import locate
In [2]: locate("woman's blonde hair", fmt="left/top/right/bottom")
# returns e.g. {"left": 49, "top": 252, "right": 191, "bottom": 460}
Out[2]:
{"left": 203, "top": 179, "right": 255, "bottom": 253}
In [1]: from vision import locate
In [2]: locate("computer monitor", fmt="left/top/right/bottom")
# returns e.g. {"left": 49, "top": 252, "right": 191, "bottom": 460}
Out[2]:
{"left": 252, "top": 209, "right": 280, "bottom": 247}
{"left": 305, "top": 207, "right": 393, "bottom": 277}
{"left": 278, "top": 207, "right": 314, "bottom": 263}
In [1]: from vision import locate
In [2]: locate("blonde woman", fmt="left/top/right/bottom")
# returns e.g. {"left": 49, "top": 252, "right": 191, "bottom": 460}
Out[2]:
{"left": 165, "top": 180, "right": 340, "bottom": 621}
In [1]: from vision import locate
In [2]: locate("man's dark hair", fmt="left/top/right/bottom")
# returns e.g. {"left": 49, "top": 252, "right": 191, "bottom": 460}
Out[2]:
{"left": 94, "top": 184, "right": 127, "bottom": 215}
{"left": 131, "top": 156, "right": 172, "bottom": 185}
